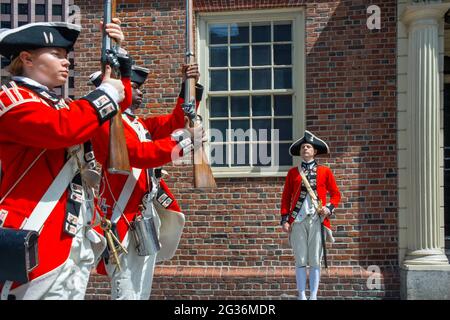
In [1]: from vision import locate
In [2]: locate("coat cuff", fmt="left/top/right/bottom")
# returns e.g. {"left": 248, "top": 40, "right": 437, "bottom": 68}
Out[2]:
{"left": 179, "top": 83, "right": 204, "bottom": 101}
{"left": 81, "top": 89, "right": 118, "bottom": 125}
{"left": 326, "top": 203, "right": 335, "bottom": 217}
{"left": 280, "top": 214, "right": 289, "bottom": 225}
{"left": 171, "top": 129, "right": 193, "bottom": 156}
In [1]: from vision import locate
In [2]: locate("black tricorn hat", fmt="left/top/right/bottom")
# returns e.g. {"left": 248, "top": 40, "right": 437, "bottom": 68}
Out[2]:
{"left": 89, "top": 65, "right": 150, "bottom": 88}
{"left": 88, "top": 71, "right": 102, "bottom": 88}
{"left": 131, "top": 65, "right": 150, "bottom": 86}
{"left": 0, "top": 22, "right": 81, "bottom": 62}
{"left": 289, "top": 130, "right": 330, "bottom": 156}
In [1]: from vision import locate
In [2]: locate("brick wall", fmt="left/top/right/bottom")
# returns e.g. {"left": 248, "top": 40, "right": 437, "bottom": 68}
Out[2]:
{"left": 73, "top": 0, "right": 399, "bottom": 300}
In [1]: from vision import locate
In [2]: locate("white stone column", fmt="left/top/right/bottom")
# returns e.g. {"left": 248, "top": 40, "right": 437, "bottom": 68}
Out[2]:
{"left": 401, "top": 3, "right": 450, "bottom": 266}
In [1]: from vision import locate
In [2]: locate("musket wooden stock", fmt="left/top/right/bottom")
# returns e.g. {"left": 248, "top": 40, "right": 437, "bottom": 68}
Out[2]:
{"left": 185, "top": 0, "right": 216, "bottom": 188}
{"left": 107, "top": 110, "right": 130, "bottom": 175}
{"left": 187, "top": 78, "right": 217, "bottom": 189}
{"left": 103, "top": 0, "right": 130, "bottom": 175}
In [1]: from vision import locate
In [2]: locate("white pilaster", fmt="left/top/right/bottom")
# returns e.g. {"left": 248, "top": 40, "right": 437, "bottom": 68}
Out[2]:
{"left": 401, "top": 3, "right": 450, "bottom": 266}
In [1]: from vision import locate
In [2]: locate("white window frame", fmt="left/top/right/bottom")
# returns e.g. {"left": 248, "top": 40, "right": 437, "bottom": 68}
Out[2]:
{"left": 197, "top": 8, "right": 305, "bottom": 178}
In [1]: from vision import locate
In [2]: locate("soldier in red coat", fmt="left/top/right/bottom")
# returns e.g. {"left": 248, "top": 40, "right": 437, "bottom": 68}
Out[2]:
{"left": 89, "top": 63, "right": 203, "bottom": 299}
{"left": 0, "top": 21, "right": 131, "bottom": 300}
{"left": 280, "top": 130, "right": 341, "bottom": 300}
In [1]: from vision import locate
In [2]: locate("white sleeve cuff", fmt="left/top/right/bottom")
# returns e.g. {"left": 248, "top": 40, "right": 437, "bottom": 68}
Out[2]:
{"left": 97, "top": 83, "right": 120, "bottom": 105}
{"left": 118, "top": 47, "right": 128, "bottom": 55}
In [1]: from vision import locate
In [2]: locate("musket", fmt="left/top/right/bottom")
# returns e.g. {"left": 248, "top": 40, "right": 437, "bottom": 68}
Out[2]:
{"left": 184, "top": 0, "right": 217, "bottom": 188}
{"left": 102, "top": 0, "right": 131, "bottom": 175}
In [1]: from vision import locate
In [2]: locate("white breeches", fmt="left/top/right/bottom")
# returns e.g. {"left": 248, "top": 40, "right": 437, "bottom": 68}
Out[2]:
{"left": 8, "top": 227, "right": 103, "bottom": 300}
{"left": 106, "top": 204, "right": 161, "bottom": 300}
{"left": 289, "top": 215, "right": 324, "bottom": 267}
{"left": 5, "top": 196, "right": 105, "bottom": 300}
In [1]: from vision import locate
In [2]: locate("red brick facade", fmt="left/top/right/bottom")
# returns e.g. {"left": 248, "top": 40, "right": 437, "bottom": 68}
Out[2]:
{"left": 73, "top": 0, "right": 399, "bottom": 299}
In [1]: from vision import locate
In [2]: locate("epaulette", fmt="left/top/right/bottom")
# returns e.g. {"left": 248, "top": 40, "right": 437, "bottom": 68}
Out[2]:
{"left": 0, "top": 81, "right": 41, "bottom": 118}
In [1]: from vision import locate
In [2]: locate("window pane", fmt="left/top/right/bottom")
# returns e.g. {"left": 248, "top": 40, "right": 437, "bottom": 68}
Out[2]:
{"left": 252, "top": 25, "right": 270, "bottom": 43}
{"left": 210, "top": 97, "right": 228, "bottom": 118}
{"left": 275, "top": 143, "right": 292, "bottom": 166}
{"left": 36, "top": 4, "right": 46, "bottom": 15}
{"left": 274, "top": 44, "right": 291, "bottom": 65}
{"left": 211, "top": 144, "right": 227, "bottom": 167}
{"left": 1, "top": 57, "right": 10, "bottom": 68}
{"left": 18, "top": 3, "right": 28, "bottom": 15}
{"left": 252, "top": 45, "right": 271, "bottom": 66}
{"left": 231, "top": 96, "right": 249, "bottom": 117}
{"left": 18, "top": 21, "right": 27, "bottom": 27}
{"left": 253, "top": 143, "right": 272, "bottom": 166}
{"left": 274, "top": 119, "right": 292, "bottom": 141}
{"left": 281, "top": 144, "right": 292, "bottom": 165}
{"left": 230, "top": 24, "right": 249, "bottom": 44}
{"left": 210, "top": 120, "right": 228, "bottom": 143}
{"left": 230, "top": 69, "right": 249, "bottom": 91}
{"left": 274, "top": 68, "right": 292, "bottom": 89}
{"left": 232, "top": 144, "right": 250, "bottom": 166}
{"left": 274, "top": 24, "right": 292, "bottom": 42}
{"left": 253, "top": 119, "right": 272, "bottom": 141}
{"left": 274, "top": 95, "right": 292, "bottom": 116}
{"left": 252, "top": 95, "right": 271, "bottom": 116}
{"left": 1, "top": 4, "right": 11, "bottom": 15}
{"left": 210, "top": 24, "right": 228, "bottom": 44}
{"left": 1, "top": 21, "right": 11, "bottom": 29}
{"left": 210, "top": 70, "right": 228, "bottom": 91}
{"left": 210, "top": 47, "right": 228, "bottom": 67}
{"left": 252, "top": 68, "right": 271, "bottom": 90}
{"left": 231, "top": 120, "right": 251, "bottom": 132}
{"left": 231, "top": 120, "right": 250, "bottom": 142}
{"left": 52, "top": 4, "right": 63, "bottom": 16}
{"left": 230, "top": 46, "right": 249, "bottom": 67}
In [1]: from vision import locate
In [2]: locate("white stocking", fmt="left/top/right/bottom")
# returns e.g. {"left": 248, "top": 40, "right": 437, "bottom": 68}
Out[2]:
{"left": 295, "top": 267, "right": 307, "bottom": 300}
{"left": 309, "top": 266, "right": 320, "bottom": 300}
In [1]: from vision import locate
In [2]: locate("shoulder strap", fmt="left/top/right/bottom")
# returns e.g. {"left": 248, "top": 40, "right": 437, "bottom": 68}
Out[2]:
{"left": 23, "top": 151, "right": 80, "bottom": 232}
{"left": 110, "top": 167, "right": 142, "bottom": 224}
{"left": 299, "top": 169, "right": 317, "bottom": 201}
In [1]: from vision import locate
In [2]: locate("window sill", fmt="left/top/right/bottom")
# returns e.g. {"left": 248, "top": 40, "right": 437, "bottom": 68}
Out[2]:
{"left": 212, "top": 167, "right": 290, "bottom": 178}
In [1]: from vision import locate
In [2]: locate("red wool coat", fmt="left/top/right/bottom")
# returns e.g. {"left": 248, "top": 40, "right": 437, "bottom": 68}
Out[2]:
{"left": 280, "top": 165, "right": 341, "bottom": 229}
{"left": 92, "top": 95, "right": 198, "bottom": 275}
{"left": 0, "top": 78, "right": 131, "bottom": 290}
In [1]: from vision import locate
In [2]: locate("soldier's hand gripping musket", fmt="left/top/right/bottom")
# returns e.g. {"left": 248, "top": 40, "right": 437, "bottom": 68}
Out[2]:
{"left": 98, "top": 0, "right": 134, "bottom": 272}
{"left": 183, "top": 0, "right": 217, "bottom": 188}
{"left": 102, "top": 0, "right": 131, "bottom": 175}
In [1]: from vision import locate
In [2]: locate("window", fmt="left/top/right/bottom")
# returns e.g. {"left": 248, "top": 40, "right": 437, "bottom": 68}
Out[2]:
{"left": 35, "top": 3, "right": 46, "bottom": 15}
{"left": 0, "top": 20, "right": 11, "bottom": 29}
{"left": 1, "top": 3, "right": 11, "bottom": 15}
{"left": 18, "top": 3, "right": 28, "bottom": 15}
{"left": 52, "top": 4, "right": 62, "bottom": 16}
{"left": 198, "top": 9, "right": 305, "bottom": 177}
